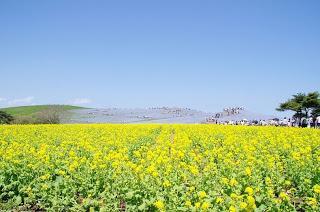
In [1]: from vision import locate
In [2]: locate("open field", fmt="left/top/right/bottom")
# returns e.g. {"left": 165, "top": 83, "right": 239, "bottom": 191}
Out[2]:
{"left": 0, "top": 125, "right": 320, "bottom": 211}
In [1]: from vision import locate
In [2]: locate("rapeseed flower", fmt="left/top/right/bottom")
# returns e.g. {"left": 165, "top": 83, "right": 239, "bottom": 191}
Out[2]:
{"left": 245, "top": 187, "right": 254, "bottom": 196}
{"left": 0, "top": 124, "right": 319, "bottom": 211}
{"left": 154, "top": 200, "right": 165, "bottom": 210}
{"left": 313, "top": 184, "right": 320, "bottom": 194}
{"left": 198, "top": 191, "right": 207, "bottom": 199}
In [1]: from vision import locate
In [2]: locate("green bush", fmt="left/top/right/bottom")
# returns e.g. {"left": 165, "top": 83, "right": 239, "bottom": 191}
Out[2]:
{"left": 0, "top": 111, "right": 14, "bottom": 124}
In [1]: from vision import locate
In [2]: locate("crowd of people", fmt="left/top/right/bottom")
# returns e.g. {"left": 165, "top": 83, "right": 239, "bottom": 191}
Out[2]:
{"left": 208, "top": 117, "right": 320, "bottom": 128}
{"left": 206, "top": 106, "right": 320, "bottom": 128}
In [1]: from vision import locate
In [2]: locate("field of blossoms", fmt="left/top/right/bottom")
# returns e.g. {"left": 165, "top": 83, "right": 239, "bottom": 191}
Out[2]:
{"left": 0, "top": 124, "right": 320, "bottom": 211}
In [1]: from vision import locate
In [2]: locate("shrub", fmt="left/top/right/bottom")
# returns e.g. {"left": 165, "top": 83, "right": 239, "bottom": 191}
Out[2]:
{"left": 12, "top": 115, "right": 36, "bottom": 124}
{"left": 0, "top": 111, "right": 14, "bottom": 124}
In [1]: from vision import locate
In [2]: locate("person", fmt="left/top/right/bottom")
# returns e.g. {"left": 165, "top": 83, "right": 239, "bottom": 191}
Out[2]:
{"left": 282, "top": 117, "right": 288, "bottom": 126}
{"left": 316, "top": 116, "right": 320, "bottom": 128}
{"left": 307, "top": 118, "right": 312, "bottom": 128}
{"left": 301, "top": 118, "right": 307, "bottom": 128}
{"left": 286, "top": 118, "right": 291, "bottom": 127}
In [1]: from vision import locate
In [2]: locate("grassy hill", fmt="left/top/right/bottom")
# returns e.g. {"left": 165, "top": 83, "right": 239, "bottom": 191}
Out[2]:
{"left": 0, "top": 105, "right": 86, "bottom": 117}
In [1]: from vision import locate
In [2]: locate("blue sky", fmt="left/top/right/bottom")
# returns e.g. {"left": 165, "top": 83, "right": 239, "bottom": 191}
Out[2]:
{"left": 0, "top": 0, "right": 319, "bottom": 115}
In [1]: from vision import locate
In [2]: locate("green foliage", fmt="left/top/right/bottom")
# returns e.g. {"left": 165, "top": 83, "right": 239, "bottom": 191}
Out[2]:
{"left": 312, "top": 107, "right": 320, "bottom": 118}
{"left": 0, "top": 111, "right": 14, "bottom": 124}
{"left": 1, "top": 105, "right": 86, "bottom": 117}
{"left": 277, "top": 92, "right": 320, "bottom": 119}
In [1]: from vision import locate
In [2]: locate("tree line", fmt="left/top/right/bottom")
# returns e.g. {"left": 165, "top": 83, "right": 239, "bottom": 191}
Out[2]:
{"left": 277, "top": 91, "right": 320, "bottom": 127}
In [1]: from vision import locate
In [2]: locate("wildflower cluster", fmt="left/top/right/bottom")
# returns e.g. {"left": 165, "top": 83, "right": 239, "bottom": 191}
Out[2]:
{"left": 0, "top": 124, "right": 319, "bottom": 211}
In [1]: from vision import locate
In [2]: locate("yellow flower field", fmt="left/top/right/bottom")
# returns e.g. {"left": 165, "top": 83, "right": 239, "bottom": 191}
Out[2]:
{"left": 0, "top": 124, "right": 320, "bottom": 211}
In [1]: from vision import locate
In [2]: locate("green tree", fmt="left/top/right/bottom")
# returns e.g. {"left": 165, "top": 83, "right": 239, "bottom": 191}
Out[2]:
{"left": 277, "top": 91, "right": 320, "bottom": 125}
{"left": 0, "top": 111, "right": 14, "bottom": 124}
{"left": 311, "top": 103, "right": 320, "bottom": 120}
{"left": 304, "top": 92, "right": 320, "bottom": 118}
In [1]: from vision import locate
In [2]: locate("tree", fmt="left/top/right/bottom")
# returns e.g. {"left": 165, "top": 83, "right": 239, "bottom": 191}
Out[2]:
{"left": 277, "top": 93, "right": 305, "bottom": 123}
{"left": 304, "top": 92, "right": 320, "bottom": 119}
{"left": 311, "top": 107, "right": 320, "bottom": 119}
{"left": 277, "top": 91, "right": 320, "bottom": 125}
{"left": 0, "top": 111, "right": 14, "bottom": 124}
{"left": 35, "top": 107, "right": 61, "bottom": 124}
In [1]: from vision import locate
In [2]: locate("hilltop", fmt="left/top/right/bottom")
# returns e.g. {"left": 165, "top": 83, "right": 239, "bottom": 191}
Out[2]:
{"left": 0, "top": 105, "right": 86, "bottom": 117}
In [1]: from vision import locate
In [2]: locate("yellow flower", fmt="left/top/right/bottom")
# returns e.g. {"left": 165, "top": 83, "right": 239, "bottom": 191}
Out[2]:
{"left": 267, "top": 189, "right": 274, "bottom": 197}
{"left": 189, "top": 186, "right": 195, "bottom": 192}
{"left": 189, "top": 165, "right": 199, "bottom": 175}
{"left": 26, "top": 187, "right": 32, "bottom": 193}
{"left": 195, "top": 202, "right": 201, "bottom": 208}
{"left": 265, "top": 177, "right": 272, "bottom": 185}
{"left": 154, "top": 200, "right": 165, "bottom": 210}
{"left": 42, "top": 184, "right": 49, "bottom": 190}
{"left": 273, "top": 198, "right": 281, "bottom": 204}
{"left": 221, "top": 177, "right": 229, "bottom": 185}
{"left": 2, "top": 123, "right": 320, "bottom": 211}
{"left": 57, "top": 170, "right": 66, "bottom": 176}
{"left": 240, "top": 202, "right": 247, "bottom": 209}
{"left": 279, "top": 192, "right": 289, "bottom": 201}
{"left": 229, "top": 205, "right": 236, "bottom": 212}
{"left": 230, "top": 178, "right": 238, "bottom": 187}
{"left": 201, "top": 202, "right": 210, "bottom": 210}
{"left": 313, "top": 184, "right": 320, "bottom": 194}
{"left": 247, "top": 196, "right": 256, "bottom": 207}
{"left": 185, "top": 201, "right": 192, "bottom": 207}
{"left": 307, "top": 197, "right": 317, "bottom": 206}
{"left": 230, "top": 193, "right": 238, "bottom": 199}
{"left": 216, "top": 197, "right": 224, "bottom": 204}
{"left": 162, "top": 180, "right": 171, "bottom": 187}
{"left": 245, "top": 187, "right": 254, "bottom": 196}
{"left": 198, "top": 191, "right": 207, "bottom": 199}
{"left": 40, "top": 174, "right": 50, "bottom": 180}
{"left": 245, "top": 167, "right": 252, "bottom": 176}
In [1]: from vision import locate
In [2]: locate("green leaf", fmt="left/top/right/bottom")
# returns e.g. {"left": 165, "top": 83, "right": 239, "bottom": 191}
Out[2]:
{"left": 15, "top": 195, "right": 22, "bottom": 205}
{"left": 126, "top": 191, "right": 134, "bottom": 199}
{"left": 138, "top": 203, "right": 147, "bottom": 211}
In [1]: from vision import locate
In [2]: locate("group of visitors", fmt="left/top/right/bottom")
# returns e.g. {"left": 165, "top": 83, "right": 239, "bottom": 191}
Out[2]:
{"left": 208, "top": 116, "right": 320, "bottom": 128}
{"left": 206, "top": 106, "right": 320, "bottom": 128}
{"left": 300, "top": 116, "right": 320, "bottom": 128}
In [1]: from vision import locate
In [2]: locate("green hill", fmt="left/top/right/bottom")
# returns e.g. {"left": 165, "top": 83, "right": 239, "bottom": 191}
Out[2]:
{"left": 0, "top": 105, "right": 86, "bottom": 117}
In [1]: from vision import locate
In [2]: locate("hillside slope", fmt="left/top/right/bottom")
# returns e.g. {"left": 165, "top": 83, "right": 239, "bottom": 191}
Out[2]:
{"left": 0, "top": 105, "right": 86, "bottom": 117}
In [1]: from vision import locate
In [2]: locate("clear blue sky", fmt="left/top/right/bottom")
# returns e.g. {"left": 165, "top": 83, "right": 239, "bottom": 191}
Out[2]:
{"left": 1, "top": 0, "right": 319, "bottom": 114}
